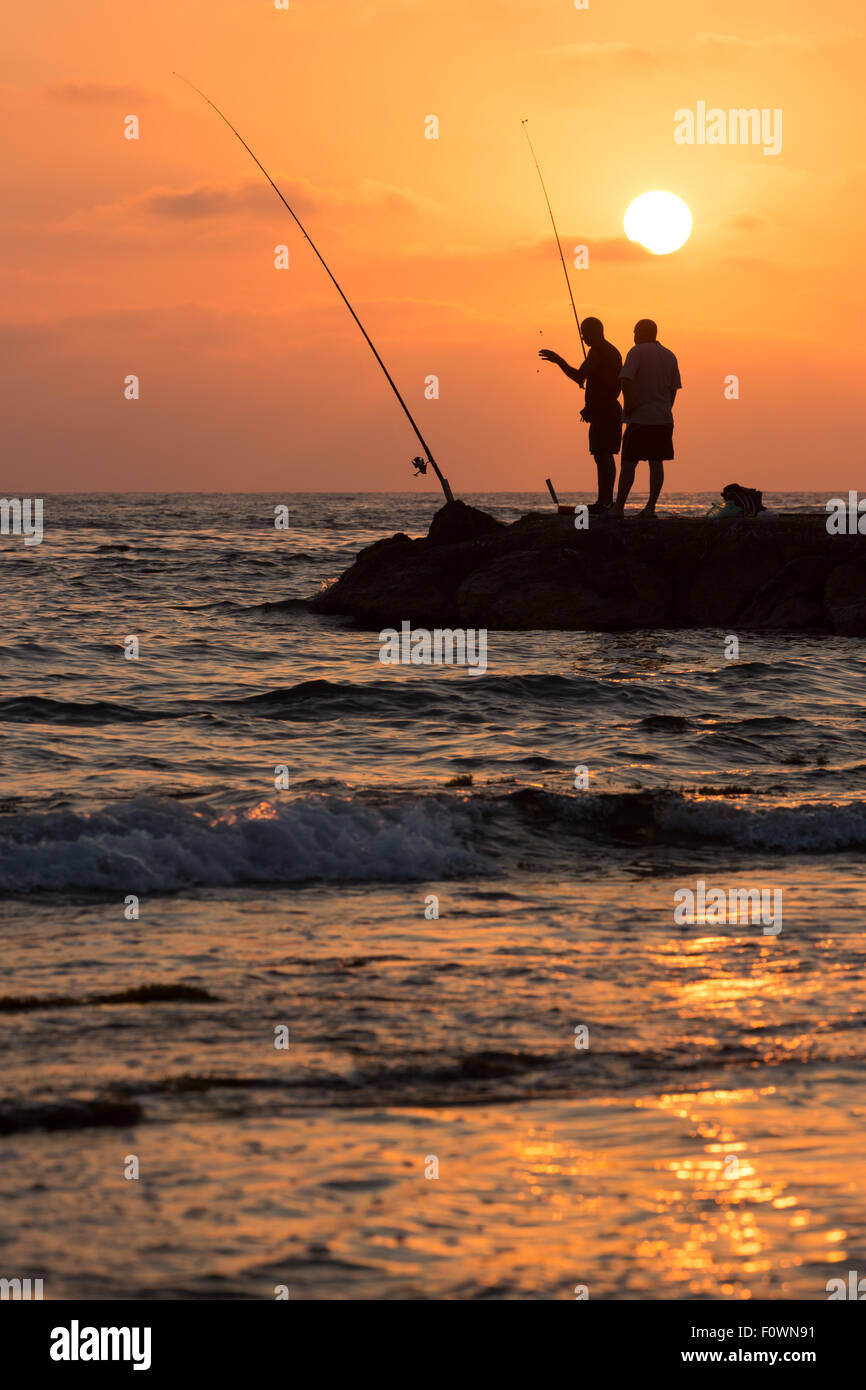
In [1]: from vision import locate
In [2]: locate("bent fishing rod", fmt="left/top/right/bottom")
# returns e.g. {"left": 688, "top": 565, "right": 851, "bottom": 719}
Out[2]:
{"left": 173, "top": 73, "right": 454, "bottom": 504}
{"left": 521, "top": 119, "right": 586, "bottom": 361}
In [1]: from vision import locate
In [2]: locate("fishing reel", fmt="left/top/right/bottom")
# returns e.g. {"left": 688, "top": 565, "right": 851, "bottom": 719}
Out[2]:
{"left": 411, "top": 456, "right": 429, "bottom": 477}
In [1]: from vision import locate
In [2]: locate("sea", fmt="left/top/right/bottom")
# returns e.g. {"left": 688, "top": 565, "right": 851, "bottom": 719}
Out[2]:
{"left": 1, "top": 490, "right": 865, "bottom": 1300}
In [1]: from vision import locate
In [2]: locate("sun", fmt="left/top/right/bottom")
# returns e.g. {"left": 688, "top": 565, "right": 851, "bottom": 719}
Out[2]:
{"left": 624, "top": 191, "right": 693, "bottom": 256}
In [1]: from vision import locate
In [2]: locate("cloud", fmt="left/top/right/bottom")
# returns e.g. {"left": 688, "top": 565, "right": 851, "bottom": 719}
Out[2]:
{"left": 716, "top": 255, "right": 782, "bottom": 271}
{"left": 523, "top": 235, "right": 649, "bottom": 264}
{"left": 549, "top": 30, "right": 863, "bottom": 65}
{"left": 575, "top": 236, "right": 650, "bottom": 263}
{"left": 694, "top": 31, "right": 850, "bottom": 53}
{"left": 43, "top": 81, "right": 157, "bottom": 105}
{"left": 727, "top": 213, "right": 768, "bottom": 231}
{"left": 551, "top": 41, "right": 659, "bottom": 64}
{"left": 102, "top": 176, "right": 431, "bottom": 223}
{"left": 360, "top": 180, "right": 432, "bottom": 213}
{"left": 145, "top": 180, "right": 278, "bottom": 219}
{"left": 410, "top": 234, "right": 650, "bottom": 269}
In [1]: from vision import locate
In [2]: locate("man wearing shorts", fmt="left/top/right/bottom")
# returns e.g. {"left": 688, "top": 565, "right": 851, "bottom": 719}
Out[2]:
{"left": 610, "top": 318, "right": 681, "bottom": 518}
{"left": 539, "top": 317, "right": 623, "bottom": 514}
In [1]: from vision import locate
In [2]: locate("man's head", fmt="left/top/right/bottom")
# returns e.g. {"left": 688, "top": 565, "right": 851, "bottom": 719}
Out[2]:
{"left": 580, "top": 317, "right": 604, "bottom": 348}
{"left": 634, "top": 319, "right": 658, "bottom": 344}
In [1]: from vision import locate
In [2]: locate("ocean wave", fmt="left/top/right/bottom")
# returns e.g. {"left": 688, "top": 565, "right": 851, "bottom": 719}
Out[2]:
{"left": 216, "top": 597, "right": 313, "bottom": 613}
{"left": 511, "top": 786, "right": 866, "bottom": 853}
{"left": 222, "top": 672, "right": 639, "bottom": 720}
{"left": 0, "top": 673, "right": 646, "bottom": 728}
{"left": 2, "top": 667, "right": 842, "bottom": 732}
{"left": 0, "top": 696, "right": 167, "bottom": 725}
{"left": 0, "top": 1097, "right": 142, "bottom": 1135}
{"left": 0, "top": 793, "right": 488, "bottom": 892}
{"left": 0, "top": 983, "right": 216, "bottom": 1012}
{"left": 69, "top": 1040, "right": 862, "bottom": 1118}
{"left": 653, "top": 793, "right": 866, "bottom": 852}
{"left": 1, "top": 788, "right": 865, "bottom": 893}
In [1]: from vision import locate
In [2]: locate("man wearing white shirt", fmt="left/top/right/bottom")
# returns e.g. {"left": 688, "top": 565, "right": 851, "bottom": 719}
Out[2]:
{"left": 610, "top": 319, "right": 681, "bottom": 518}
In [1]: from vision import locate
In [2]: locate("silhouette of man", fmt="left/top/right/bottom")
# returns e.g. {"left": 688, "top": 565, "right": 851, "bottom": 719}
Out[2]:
{"left": 539, "top": 317, "right": 623, "bottom": 513}
{"left": 610, "top": 319, "right": 681, "bottom": 518}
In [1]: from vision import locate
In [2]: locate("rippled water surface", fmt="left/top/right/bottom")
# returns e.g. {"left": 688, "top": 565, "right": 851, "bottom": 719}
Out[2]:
{"left": 1, "top": 492, "right": 864, "bottom": 1298}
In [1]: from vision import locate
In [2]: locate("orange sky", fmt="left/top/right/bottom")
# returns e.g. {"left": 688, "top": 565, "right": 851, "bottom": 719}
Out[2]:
{"left": 3, "top": 0, "right": 865, "bottom": 493}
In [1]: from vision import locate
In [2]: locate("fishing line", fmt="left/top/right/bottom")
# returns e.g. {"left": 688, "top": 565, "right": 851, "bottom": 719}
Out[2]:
{"left": 521, "top": 119, "right": 586, "bottom": 361}
{"left": 174, "top": 73, "right": 454, "bottom": 502}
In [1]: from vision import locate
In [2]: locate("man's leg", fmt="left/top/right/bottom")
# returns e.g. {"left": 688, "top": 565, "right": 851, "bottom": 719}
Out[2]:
{"left": 640, "top": 460, "right": 664, "bottom": 515}
{"left": 609, "top": 457, "right": 636, "bottom": 516}
{"left": 594, "top": 453, "right": 615, "bottom": 507}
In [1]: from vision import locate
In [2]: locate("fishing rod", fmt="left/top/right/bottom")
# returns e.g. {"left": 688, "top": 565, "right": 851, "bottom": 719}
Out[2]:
{"left": 173, "top": 73, "right": 454, "bottom": 504}
{"left": 521, "top": 119, "right": 586, "bottom": 361}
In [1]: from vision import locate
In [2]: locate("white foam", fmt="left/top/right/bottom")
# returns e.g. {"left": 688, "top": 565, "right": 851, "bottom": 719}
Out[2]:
{"left": 0, "top": 794, "right": 488, "bottom": 892}
{"left": 658, "top": 795, "right": 866, "bottom": 852}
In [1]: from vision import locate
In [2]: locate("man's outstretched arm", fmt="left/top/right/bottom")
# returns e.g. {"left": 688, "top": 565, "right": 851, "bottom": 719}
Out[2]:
{"left": 539, "top": 349, "right": 585, "bottom": 385}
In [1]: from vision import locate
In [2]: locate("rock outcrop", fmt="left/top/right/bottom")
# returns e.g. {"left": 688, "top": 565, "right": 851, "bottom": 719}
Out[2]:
{"left": 311, "top": 503, "right": 866, "bottom": 634}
